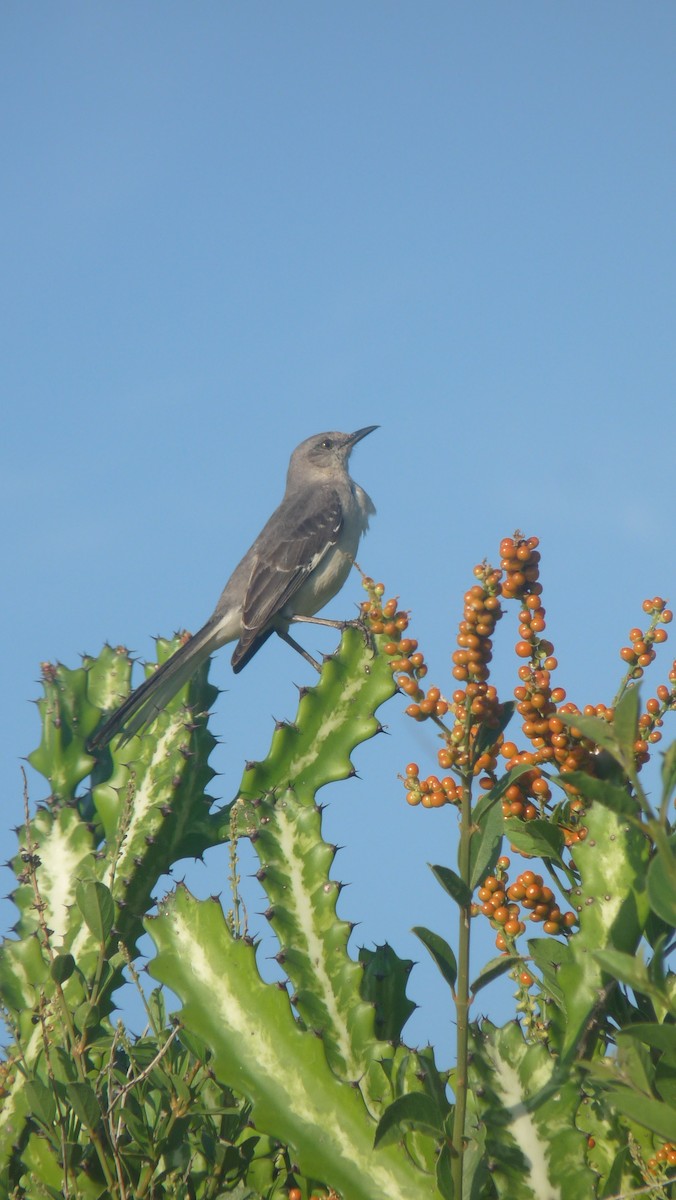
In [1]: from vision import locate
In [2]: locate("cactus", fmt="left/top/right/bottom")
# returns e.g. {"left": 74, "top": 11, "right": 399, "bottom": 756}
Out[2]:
{"left": 148, "top": 627, "right": 451, "bottom": 1196}
{"left": 149, "top": 885, "right": 438, "bottom": 1200}
{"left": 0, "top": 638, "right": 236, "bottom": 1193}
{"left": 1, "top": 552, "right": 674, "bottom": 1200}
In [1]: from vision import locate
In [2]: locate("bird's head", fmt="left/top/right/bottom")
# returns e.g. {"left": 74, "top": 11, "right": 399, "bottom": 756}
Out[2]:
{"left": 287, "top": 426, "right": 378, "bottom": 483}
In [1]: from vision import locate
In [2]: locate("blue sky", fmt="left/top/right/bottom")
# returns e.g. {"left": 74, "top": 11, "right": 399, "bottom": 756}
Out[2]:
{"left": 2, "top": 3, "right": 675, "bottom": 1060}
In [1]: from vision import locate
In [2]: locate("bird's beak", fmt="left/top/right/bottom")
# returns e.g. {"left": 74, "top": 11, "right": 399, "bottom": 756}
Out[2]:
{"left": 346, "top": 425, "right": 379, "bottom": 447}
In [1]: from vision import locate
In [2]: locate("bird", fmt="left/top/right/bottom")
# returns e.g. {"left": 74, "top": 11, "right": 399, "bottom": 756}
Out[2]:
{"left": 88, "top": 426, "right": 378, "bottom": 749}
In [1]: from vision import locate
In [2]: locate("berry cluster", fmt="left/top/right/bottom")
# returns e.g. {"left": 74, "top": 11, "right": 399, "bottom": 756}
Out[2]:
{"left": 497, "top": 540, "right": 674, "bottom": 788}
{"left": 472, "top": 858, "right": 577, "bottom": 950}
{"left": 437, "top": 563, "right": 507, "bottom": 775}
{"left": 497, "top": 740, "right": 588, "bottom": 847}
{"left": 647, "top": 1141, "right": 676, "bottom": 1178}
{"left": 360, "top": 580, "right": 452, "bottom": 724}
{"left": 403, "top": 762, "right": 460, "bottom": 808}
{"left": 620, "top": 598, "right": 672, "bottom": 677}
{"left": 471, "top": 857, "right": 526, "bottom": 946}
{"left": 363, "top": 551, "right": 674, "bottom": 827}
{"left": 497, "top": 536, "right": 600, "bottom": 779}
{"left": 639, "top": 681, "right": 676, "bottom": 758}
{"left": 500, "top": 535, "right": 542, "bottom": 601}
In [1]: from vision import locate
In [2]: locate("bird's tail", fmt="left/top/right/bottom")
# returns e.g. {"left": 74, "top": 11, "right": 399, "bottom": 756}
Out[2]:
{"left": 88, "top": 619, "right": 222, "bottom": 750}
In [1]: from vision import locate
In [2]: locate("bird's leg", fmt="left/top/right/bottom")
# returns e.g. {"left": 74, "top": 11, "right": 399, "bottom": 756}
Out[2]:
{"left": 289, "top": 614, "right": 361, "bottom": 630}
{"left": 290, "top": 613, "right": 376, "bottom": 656}
{"left": 275, "top": 627, "right": 323, "bottom": 673}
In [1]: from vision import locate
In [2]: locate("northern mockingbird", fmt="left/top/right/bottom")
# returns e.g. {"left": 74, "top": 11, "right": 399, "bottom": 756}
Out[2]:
{"left": 89, "top": 426, "right": 377, "bottom": 749}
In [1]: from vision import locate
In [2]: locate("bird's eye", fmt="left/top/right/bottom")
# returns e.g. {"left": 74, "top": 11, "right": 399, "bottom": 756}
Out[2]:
{"left": 320, "top": 438, "right": 333, "bottom": 449}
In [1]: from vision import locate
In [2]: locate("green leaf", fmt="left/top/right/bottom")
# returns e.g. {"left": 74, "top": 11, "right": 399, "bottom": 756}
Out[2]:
{"left": 558, "top": 711, "right": 621, "bottom": 757}
{"left": 473, "top": 702, "right": 515, "bottom": 758}
{"left": 50, "top": 952, "right": 75, "bottom": 984}
{"left": 528, "top": 938, "right": 568, "bottom": 1009}
{"left": 655, "top": 1062, "right": 676, "bottom": 1105}
{"left": 662, "top": 741, "right": 676, "bottom": 809}
{"left": 471, "top": 955, "right": 519, "bottom": 995}
{"left": 66, "top": 1081, "right": 101, "bottom": 1130}
{"left": 430, "top": 864, "right": 471, "bottom": 908}
{"left": 604, "top": 1088, "right": 676, "bottom": 1141}
{"left": 73, "top": 1001, "right": 100, "bottom": 1034}
{"left": 75, "top": 880, "right": 115, "bottom": 943}
{"left": 359, "top": 944, "right": 415, "bottom": 1045}
{"left": 613, "top": 686, "right": 640, "bottom": 763}
{"left": 594, "top": 949, "right": 650, "bottom": 993}
{"left": 412, "top": 927, "right": 457, "bottom": 991}
{"left": 472, "top": 763, "right": 533, "bottom": 827}
{"left": 374, "top": 1092, "right": 445, "bottom": 1147}
{"left": 647, "top": 850, "right": 676, "bottom": 925}
{"left": 617, "top": 1023, "right": 676, "bottom": 1054}
{"left": 24, "top": 1079, "right": 57, "bottom": 1128}
{"left": 469, "top": 791, "right": 504, "bottom": 889}
{"left": 435, "top": 1141, "right": 455, "bottom": 1199}
{"left": 557, "top": 770, "right": 638, "bottom": 816}
{"left": 503, "top": 817, "right": 565, "bottom": 864}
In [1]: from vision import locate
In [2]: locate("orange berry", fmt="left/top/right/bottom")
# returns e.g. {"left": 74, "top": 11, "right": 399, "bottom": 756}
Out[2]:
{"left": 405, "top": 763, "right": 419, "bottom": 777}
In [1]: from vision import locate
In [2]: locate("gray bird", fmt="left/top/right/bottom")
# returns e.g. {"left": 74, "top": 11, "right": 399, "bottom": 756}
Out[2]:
{"left": 89, "top": 426, "right": 378, "bottom": 749}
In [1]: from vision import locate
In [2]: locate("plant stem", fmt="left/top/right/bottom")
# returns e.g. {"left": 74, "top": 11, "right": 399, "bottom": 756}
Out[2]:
{"left": 451, "top": 771, "right": 473, "bottom": 1198}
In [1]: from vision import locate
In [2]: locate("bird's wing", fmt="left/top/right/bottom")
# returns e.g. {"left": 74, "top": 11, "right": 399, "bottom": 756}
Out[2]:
{"left": 234, "top": 486, "right": 343, "bottom": 662}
